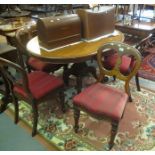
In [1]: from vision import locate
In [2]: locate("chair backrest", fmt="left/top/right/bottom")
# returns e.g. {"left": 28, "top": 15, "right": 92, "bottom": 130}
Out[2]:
{"left": 0, "top": 57, "right": 31, "bottom": 98}
{"left": 97, "top": 42, "right": 142, "bottom": 93}
{"left": 15, "top": 23, "right": 37, "bottom": 69}
{"left": 15, "top": 24, "right": 37, "bottom": 55}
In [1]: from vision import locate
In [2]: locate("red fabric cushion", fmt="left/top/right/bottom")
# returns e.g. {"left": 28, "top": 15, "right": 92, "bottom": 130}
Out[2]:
{"left": 104, "top": 54, "right": 132, "bottom": 74}
{"left": 28, "top": 57, "right": 61, "bottom": 72}
{"left": 73, "top": 83, "right": 128, "bottom": 120}
{"left": 13, "top": 71, "right": 63, "bottom": 100}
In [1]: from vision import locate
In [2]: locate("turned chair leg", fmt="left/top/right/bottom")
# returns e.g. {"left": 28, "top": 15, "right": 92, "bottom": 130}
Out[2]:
{"left": 27, "top": 65, "right": 31, "bottom": 73}
{"left": 76, "top": 76, "right": 83, "bottom": 93}
{"left": 128, "top": 95, "right": 132, "bottom": 102}
{"left": 0, "top": 74, "right": 11, "bottom": 113}
{"left": 11, "top": 89, "right": 19, "bottom": 124}
{"left": 0, "top": 97, "right": 9, "bottom": 113}
{"left": 113, "top": 76, "right": 116, "bottom": 81}
{"left": 87, "top": 66, "right": 97, "bottom": 79}
{"left": 135, "top": 74, "right": 141, "bottom": 91}
{"left": 125, "top": 85, "right": 132, "bottom": 102}
{"left": 13, "top": 96, "right": 19, "bottom": 124}
{"left": 32, "top": 102, "right": 38, "bottom": 137}
{"left": 109, "top": 120, "right": 119, "bottom": 150}
{"left": 74, "top": 106, "right": 80, "bottom": 133}
{"left": 59, "top": 90, "right": 65, "bottom": 113}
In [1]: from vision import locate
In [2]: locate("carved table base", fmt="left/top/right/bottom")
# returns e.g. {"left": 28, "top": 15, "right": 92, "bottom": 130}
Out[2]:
{"left": 63, "top": 62, "right": 97, "bottom": 93}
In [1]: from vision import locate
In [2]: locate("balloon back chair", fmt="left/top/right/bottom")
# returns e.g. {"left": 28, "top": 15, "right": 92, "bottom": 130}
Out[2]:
{"left": 0, "top": 57, "right": 65, "bottom": 137}
{"left": 73, "top": 42, "right": 141, "bottom": 150}
{"left": 15, "top": 24, "right": 64, "bottom": 73}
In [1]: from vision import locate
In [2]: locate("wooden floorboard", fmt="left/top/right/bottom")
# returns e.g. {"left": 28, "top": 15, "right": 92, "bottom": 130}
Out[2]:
{"left": 5, "top": 108, "right": 59, "bottom": 151}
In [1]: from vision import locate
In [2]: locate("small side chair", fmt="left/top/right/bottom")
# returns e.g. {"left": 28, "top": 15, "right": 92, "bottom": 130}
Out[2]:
{"left": 0, "top": 57, "right": 65, "bottom": 137}
{"left": 73, "top": 42, "right": 141, "bottom": 149}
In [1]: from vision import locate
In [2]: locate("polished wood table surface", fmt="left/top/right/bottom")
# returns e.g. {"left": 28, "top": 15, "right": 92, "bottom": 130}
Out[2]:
{"left": 27, "top": 30, "right": 124, "bottom": 92}
{"left": 115, "top": 20, "right": 155, "bottom": 38}
{"left": 27, "top": 30, "right": 124, "bottom": 64}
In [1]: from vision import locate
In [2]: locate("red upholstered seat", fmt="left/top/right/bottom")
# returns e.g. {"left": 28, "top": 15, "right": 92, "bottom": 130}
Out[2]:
{"left": 104, "top": 54, "right": 132, "bottom": 74}
{"left": 73, "top": 83, "right": 128, "bottom": 120}
{"left": 13, "top": 71, "right": 64, "bottom": 100}
{"left": 28, "top": 57, "right": 62, "bottom": 72}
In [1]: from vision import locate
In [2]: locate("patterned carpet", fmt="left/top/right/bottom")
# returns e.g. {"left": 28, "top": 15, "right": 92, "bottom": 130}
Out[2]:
{"left": 7, "top": 79, "right": 155, "bottom": 151}
{"left": 138, "top": 53, "right": 155, "bottom": 81}
{"left": 124, "top": 35, "right": 155, "bottom": 82}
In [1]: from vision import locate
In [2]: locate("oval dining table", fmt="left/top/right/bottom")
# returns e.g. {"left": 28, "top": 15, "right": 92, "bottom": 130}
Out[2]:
{"left": 27, "top": 30, "right": 124, "bottom": 92}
